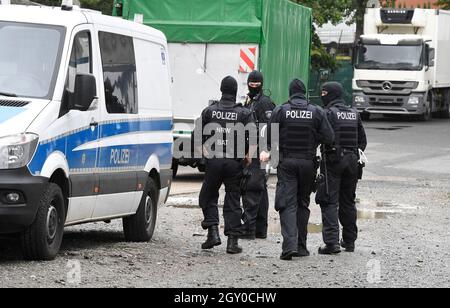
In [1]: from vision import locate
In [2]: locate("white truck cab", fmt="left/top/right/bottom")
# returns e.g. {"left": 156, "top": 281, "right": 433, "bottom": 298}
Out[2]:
{"left": 353, "top": 8, "right": 450, "bottom": 120}
{"left": 0, "top": 3, "right": 173, "bottom": 260}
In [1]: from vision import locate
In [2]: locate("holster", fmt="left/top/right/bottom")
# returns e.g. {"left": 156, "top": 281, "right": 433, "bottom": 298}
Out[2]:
{"left": 311, "top": 156, "right": 321, "bottom": 193}
{"left": 358, "top": 162, "right": 365, "bottom": 180}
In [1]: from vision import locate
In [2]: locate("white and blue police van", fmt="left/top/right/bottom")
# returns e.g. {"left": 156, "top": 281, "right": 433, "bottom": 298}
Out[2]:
{"left": 0, "top": 2, "right": 173, "bottom": 260}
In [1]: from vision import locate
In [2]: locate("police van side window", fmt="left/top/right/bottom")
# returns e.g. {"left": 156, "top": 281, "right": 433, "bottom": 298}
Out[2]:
{"left": 99, "top": 32, "right": 138, "bottom": 114}
{"left": 62, "top": 31, "right": 92, "bottom": 114}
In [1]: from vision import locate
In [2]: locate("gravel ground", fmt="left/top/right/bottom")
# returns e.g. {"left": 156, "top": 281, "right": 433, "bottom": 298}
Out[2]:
{"left": 0, "top": 176, "right": 448, "bottom": 288}
{"left": 0, "top": 117, "right": 449, "bottom": 288}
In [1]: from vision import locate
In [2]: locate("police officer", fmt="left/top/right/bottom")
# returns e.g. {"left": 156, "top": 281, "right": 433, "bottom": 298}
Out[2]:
{"left": 261, "top": 79, "right": 334, "bottom": 260}
{"left": 198, "top": 76, "right": 256, "bottom": 254}
{"left": 316, "top": 82, "right": 367, "bottom": 255}
{"left": 241, "top": 71, "right": 276, "bottom": 240}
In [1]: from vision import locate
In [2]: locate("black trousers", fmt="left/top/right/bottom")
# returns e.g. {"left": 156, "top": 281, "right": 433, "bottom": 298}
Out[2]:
{"left": 199, "top": 159, "right": 243, "bottom": 237}
{"left": 242, "top": 160, "right": 269, "bottom": 236}
{"left": 275, "top": 158, "right": 315, "bottom": 254}
{"left": 316, "top": 152, "right": 359, "bottom": 246}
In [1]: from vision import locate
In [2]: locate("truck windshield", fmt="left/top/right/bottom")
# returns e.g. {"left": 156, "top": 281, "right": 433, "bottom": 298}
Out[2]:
{"left": 355, "top": 44, "right": 423, "bottom": 71}
{"left": 0, "top": 22, "right": 65, "bottom": 99}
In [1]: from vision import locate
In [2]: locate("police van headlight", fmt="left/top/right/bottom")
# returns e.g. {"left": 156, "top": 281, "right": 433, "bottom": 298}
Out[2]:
{"left": 0, "top": 133, "right": 39, "bottom": 170}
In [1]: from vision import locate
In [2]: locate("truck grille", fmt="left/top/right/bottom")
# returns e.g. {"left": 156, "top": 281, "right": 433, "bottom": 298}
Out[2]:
{"left": 357, "top": 80, "right": 419, "bottom": 96}
{"left": 368, "top": 96, "right": 406, "bottom": 107}
{"left": 0, "top": 100, "right": 30, "bottom": 107}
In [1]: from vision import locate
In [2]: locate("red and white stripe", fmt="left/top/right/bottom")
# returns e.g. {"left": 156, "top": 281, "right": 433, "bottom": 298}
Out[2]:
{"left": 239, "top": 47, "right": 256, "bottom": 73}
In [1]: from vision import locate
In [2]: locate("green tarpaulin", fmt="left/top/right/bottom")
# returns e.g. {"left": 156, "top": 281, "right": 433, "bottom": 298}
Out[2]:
{"left": 260, "top": 0, "right": 311, "bottom": 104}
{"left": 113, "top": 0, "right": 311, "bottom": 104}
{"left": 115, "top": 0, "right": 262, "bottom": 43}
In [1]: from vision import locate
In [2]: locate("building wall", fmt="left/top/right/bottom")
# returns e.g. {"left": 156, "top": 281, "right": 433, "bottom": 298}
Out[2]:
{"left": 396, "top": 0, "right": 438, "bottom": 8}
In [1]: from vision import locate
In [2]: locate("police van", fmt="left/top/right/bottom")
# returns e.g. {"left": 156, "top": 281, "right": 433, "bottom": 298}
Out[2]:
{"left": 0, "top": 2, "right": 173, "bottom": 260}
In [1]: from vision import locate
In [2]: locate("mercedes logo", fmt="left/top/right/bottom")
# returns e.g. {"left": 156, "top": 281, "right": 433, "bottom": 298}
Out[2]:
{"left": 382, "top": 81, "right": 393, "bottom": 91}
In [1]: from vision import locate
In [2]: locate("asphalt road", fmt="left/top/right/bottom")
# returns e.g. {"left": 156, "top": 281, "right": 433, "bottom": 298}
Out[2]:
{"left": 0, "top": 115, "right": 449, "bottom": 288}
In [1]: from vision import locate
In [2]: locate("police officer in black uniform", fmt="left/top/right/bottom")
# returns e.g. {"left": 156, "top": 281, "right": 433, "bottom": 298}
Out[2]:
{"left": 198, "top": 76, "right": 256, "bottom": 254}
{"left": 316, "top": 82, "right": 367, "bottom": 255}
{"left": 261, "top": 79, "right": 334, "bottom": 260}
{"left": 241, "top": 71, "right": 276, "bottom": 240}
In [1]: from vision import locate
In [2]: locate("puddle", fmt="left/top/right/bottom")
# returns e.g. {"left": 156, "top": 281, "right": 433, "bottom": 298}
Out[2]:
{"left": 376, "top": 201, "right": 398, "bottom": 208}
{"left": 357, "top": 209, "right": 388, "bottom": 219}
{"left": 368, "top": 125, "right": 412, "bottom": 131}
{"left": 370, "top": 127, "right": 403, "bottom": 131}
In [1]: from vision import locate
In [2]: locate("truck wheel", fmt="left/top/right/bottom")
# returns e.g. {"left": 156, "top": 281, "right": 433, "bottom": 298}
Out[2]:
{"left": 420, "top": 96, "right": 432, "bottom": 121}
{"left": 123, "top": 178, "right": 158, "bottom": 242}
{"left": 441, "top": 102, "right": 450, "bottom": 119}
{"left": 20, "top": 183, "right": 66, "bottom": 261}
{"left": 172, "top": 159, "right": 179, "bottom": 178}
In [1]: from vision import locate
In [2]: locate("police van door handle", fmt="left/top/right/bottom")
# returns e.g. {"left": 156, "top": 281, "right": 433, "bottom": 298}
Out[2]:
{"left": 90, "top": 119, "right": 99, "bottom": 128}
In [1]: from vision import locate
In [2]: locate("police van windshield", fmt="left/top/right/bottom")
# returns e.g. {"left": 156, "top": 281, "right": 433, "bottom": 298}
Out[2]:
{"left": 355, "top": 43, "right": 423, "bottom": 71}
{"left": 0, "top": 22, "right": 65, "bottom": 99}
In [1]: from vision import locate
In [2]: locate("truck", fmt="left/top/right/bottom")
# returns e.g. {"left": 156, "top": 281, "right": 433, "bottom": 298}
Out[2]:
{"left": 113, "top": 0, "right": 312, "bottom": 175}
{"left": 353, "top": 8, "right": 450, "bottom": 121}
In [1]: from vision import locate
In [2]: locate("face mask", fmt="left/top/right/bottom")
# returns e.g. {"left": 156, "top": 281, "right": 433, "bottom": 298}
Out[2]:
{"left": 248, "top": 85, "right": 262, "bottom": 98}
{"left": 321, "top": 94, "right": 333, "bottom": 106}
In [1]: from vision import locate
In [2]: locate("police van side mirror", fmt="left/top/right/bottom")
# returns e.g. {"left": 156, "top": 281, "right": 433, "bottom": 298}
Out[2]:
{"left": 72, "top": 74, "right": 97, "bottom": 111}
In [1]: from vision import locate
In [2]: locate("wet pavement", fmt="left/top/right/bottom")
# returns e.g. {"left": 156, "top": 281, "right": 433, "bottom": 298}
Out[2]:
{"left": 0, "top": 115, "right": 449, "bottom": 288}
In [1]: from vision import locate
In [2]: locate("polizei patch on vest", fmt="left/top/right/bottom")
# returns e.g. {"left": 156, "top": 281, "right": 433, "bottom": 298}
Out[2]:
{"left": 286, "top": 110, "right": 313, "bottom": 119}
{"left": 337, "top": 112, "right": 357, "bottom": 120}
{"left": 212, "top": 111, "right": 238, "bottom": 121}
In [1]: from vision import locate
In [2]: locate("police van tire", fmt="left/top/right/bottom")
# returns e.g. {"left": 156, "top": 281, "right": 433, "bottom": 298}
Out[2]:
{"left": 123, "top": 178, "right": 158, "bottom": 242}
{"left": 172, "top": 159, "right": 179, "bottom": 178}
{"left": 20, "top": 183, "right": 66, "bottom": 261}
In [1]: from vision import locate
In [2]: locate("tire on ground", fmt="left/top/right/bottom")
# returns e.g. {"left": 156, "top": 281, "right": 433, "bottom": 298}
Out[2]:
{"left": 20, "top": 183, "right": 66, "bottom": 261}
{"left": 123, "top": 177, "right": 158, "bottom": 242}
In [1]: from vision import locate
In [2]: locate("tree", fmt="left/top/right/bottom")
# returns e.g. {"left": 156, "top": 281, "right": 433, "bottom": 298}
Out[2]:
{"left": 435, "top": 0, "right": 450, "bottom": 9}
{"left": 293, "top": 0, "right": 355, "bottom": 72}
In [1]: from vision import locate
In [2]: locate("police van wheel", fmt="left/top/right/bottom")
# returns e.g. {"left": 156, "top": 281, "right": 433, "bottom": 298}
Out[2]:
{"left": 123, "top": 178, "right": 158, "bottom": 242}
{"left": 172, "top": 159, "right": 179, "bottom": 178}
{"left": 20, "top": 183, "right": 66, "bottom": 261}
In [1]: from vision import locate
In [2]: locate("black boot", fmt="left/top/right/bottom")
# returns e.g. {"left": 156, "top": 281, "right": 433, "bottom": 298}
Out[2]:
{"left": 340, "top": 239, "right": 355, "bottom": 252}
{"left": 239, "top": 231, "right": 256, "bottom": 240}
{"left": 318, "top": 245, "right": 341, "bottom": 255}
{"left": 226, "top": 236, "right": 243, "bottom": 254}
{"left": 280, "top": 251, "right": 297, "bottom": 261}
{"left": 201, "top": 226, "right": 221, "bottom": 250}
{"left": 294, "top": 248, "right": 310, "bottom": 257}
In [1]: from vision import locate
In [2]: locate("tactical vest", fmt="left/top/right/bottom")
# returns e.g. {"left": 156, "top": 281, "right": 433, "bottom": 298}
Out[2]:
{"left": 330, "top": 105, "right": 358, "bottom": 149}
{"left": 204, "top": 104, "right": 247, "bottom": 159}
{"left": 280, "top": 103, "right": 316, "bottom": 158}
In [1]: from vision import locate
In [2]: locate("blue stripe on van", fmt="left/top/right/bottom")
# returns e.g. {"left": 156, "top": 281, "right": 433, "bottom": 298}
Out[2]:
{"left": 28, "top": 119, "right": 173, "bottom": 175}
